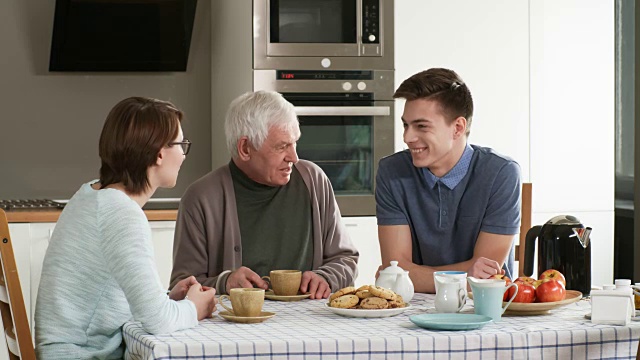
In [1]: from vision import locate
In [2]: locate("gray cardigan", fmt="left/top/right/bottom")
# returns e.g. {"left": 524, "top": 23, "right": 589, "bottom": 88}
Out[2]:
{"left": 170, "top": 159, "right": 359, "bottom": 294}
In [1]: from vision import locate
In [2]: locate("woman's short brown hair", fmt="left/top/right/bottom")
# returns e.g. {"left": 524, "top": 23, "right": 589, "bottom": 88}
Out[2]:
{"left": 394, "top": 68, "right": 474, "bottom": 135}
{"left": 99, "top": 97, "right": 183, "bottom": 195}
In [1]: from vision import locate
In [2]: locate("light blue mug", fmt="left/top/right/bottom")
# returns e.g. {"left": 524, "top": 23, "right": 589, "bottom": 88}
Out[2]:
{"left": 468, "top": 277, "right": 517, "bottom": 322}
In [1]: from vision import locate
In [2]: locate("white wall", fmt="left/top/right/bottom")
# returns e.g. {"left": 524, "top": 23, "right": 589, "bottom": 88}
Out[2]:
{"left": 394, "top": 0, "right": 530, "bottom": 179}
{"left": 394, "top": 0, "right": 614, "bottom": 286}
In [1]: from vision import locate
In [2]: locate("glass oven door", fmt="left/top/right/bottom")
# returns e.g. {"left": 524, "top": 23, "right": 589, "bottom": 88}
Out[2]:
{"left": 285, "top": 95, "right": 394, "bottom": 216}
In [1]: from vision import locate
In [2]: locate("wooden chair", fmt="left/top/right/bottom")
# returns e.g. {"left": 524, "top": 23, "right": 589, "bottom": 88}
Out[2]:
{"left": 0, "top": 210, "right": 35, "bottom": 359}
{"left": 515, "top": 183, "right": 533, "bottom": 277}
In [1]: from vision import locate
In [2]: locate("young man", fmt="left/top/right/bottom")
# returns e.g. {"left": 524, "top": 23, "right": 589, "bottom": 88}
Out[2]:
{"left": 376, "top": 68, "right": 521, "bottom": 293}
{"left": 170, "top": 91, "right": 358, "bottom": 299}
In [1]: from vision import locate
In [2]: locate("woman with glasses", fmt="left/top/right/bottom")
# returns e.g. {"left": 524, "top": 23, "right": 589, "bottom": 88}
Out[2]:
{"left": 34, "top": 97, "right": 216, "bottom": 360}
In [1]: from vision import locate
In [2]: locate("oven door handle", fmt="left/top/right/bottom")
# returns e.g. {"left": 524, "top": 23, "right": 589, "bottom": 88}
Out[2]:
{"left": 294, "top": 106, "right": 390, "bottom": 116}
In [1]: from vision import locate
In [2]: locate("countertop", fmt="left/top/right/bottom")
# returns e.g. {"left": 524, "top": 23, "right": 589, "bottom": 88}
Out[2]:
{"left": 6, "top": 209, "right": 178, "bottom": 223}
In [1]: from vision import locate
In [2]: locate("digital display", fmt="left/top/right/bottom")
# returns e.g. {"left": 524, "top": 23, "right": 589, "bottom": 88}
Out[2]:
{"left": 276, "top": 70, "right": 373, "bottom": 80}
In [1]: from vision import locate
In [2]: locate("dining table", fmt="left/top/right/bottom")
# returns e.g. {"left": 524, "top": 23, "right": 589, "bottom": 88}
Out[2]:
{"left": 123, "top": 293, "right": 640, "bottom": 359}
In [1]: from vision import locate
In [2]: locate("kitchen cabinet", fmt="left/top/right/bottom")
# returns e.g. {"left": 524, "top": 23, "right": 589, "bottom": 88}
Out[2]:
{"left": 528, "top": 0, "right": 614, "bottom": 286}
{"left": 149, "top": 221, "right": 176, "bottom": 290}
{"left": 342, "top": 216, "right": 381, "bottom": 287}
{"left": 28, "top": 222, "right": 55, "bottom": 340}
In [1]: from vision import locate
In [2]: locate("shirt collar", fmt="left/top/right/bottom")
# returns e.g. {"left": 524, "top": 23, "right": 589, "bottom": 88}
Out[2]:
{"left": 422, "top": 144, "right": 474, "bottom": 190}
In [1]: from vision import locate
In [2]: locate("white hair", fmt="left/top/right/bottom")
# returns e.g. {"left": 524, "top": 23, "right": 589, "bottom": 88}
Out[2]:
{"left": 225, "top": 90, "right": 299, "bottom": 158}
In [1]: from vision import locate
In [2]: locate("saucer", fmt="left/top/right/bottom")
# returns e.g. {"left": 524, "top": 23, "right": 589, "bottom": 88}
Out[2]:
{"left": 218, "top": 311, "right": 275, "bottom": 324}
{"left": 410, "top": 313, "right": 493, "bottom": 331}
{"left": 265, "top": 290, "right": 311, "bottom": 302}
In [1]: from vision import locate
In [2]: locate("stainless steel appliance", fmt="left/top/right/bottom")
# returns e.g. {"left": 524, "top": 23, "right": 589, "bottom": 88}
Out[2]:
{"left": 523, "top": 215, "right": 593, "bottom": 295}
{"left": 255, "top": 69, "right": 394, "bottom": 215}
{"left": 253, "top": 0, "right": 394, "bottom": 70}
{"left": 210, "top": 1, "right": 395, "bottom": 215}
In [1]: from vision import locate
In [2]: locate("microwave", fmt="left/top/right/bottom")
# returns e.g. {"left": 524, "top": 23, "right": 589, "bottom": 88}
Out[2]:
{"left": 253, "top": 0, "right": 394, "bottom": 70}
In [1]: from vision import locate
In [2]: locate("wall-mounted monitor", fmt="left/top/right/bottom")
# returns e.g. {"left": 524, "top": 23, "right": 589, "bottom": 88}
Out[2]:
{"left": 49, "top": 0, "right": 198, "bottom": 72}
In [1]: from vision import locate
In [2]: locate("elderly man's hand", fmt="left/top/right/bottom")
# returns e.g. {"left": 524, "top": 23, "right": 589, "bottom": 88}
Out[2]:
{"left": 300, "top": 271, "right": 331, "bottom": 299}
{"left": 169, "top": 275, "right": 199, "bottom": 301}
{"left": 226, "top": 266, "right": 269, "bottom": 293}
{"left": 466, "top": 257, "right": 504, "bottom": 279}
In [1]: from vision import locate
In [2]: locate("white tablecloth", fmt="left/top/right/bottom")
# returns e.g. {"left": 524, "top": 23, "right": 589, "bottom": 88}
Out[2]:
{"left": 123, "top": 293, "right": 640, "bottom": 359}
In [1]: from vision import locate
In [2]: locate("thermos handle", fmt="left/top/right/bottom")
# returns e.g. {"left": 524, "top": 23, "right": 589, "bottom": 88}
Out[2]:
{"left": 523, "top": 225, "right": 543, "bottom": 276}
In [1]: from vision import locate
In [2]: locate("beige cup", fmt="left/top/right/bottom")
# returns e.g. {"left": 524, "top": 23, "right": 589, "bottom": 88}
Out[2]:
{"left": 219, "top": 288, "right": 265, "bottom": 317}
{"left": 262, "top": 270, "right": 302, "bottom": 296}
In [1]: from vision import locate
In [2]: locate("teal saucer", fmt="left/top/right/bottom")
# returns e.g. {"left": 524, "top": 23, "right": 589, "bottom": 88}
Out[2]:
{"left": 410, "top": 313, "right": 493, "bottom": 331}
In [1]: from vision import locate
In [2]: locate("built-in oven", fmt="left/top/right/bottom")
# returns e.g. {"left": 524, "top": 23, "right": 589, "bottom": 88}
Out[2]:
{"left": 253, "top": 0, "right": 394, "bottom": 70}
{"left": 254, "top": 69, "right": 394, "bottom": 216}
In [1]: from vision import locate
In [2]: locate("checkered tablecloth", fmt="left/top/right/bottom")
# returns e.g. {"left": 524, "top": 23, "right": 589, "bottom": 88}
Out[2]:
{"left": 123, "top": 293, "right": 640, "bottom": 359}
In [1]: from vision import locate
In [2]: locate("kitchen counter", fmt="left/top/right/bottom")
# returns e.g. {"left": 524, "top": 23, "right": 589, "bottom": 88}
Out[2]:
{"left": 6, "top": 209, "right": 178, "bottom": 223}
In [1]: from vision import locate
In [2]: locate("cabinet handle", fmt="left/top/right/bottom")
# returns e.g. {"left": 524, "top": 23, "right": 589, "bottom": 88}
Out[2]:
{"left": 294, "top": 106, "right": 390, "bottom": 116}
{"left": 344, "top": 223, "right": 357, "bottom": 227}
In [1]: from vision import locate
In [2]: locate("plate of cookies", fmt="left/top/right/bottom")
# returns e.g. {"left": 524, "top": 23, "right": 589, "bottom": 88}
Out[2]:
{"left": 325, "top": 285, "right": 411, "bottom": 318}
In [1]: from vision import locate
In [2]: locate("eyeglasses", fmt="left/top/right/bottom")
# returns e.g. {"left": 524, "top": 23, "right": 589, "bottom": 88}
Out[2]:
{"left": 168, "top": 138, "right": 192, "bottom": 155}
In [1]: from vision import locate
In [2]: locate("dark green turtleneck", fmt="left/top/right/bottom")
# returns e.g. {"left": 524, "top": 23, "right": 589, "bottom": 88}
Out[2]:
{"left": 229, "top": 160, "right": 313, "bottom": 277}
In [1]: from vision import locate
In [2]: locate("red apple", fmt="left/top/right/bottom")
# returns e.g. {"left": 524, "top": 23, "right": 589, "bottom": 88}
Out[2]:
{"left": 532, "top": 278, "right": 549, "bottom": 289}
{"left": 539, "top": 269, "right": 566, "bottom": 288}
{"left": 491, "top": 274, "right": 511, "bottom": 282}
{"left": 514, "top": 276, "right": 536, "bottom": 286}
{"left": 490, "top": 274, "right": 512, "bottom": 301}
{"left": 507, "top": 282, "right": 536, "bottom": 303}
{"left": 536, "top": 279, "right": 566, "bottom": 302}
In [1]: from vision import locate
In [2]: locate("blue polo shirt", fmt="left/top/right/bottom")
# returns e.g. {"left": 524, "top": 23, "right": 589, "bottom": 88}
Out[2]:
{"left": 375, "top": 144, "right": 521, "bottom": 279}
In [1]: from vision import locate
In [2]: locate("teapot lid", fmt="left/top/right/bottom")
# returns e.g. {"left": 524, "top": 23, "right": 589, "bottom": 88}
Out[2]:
{"left": 546, "top": 215, "right": 582, "bottom": 226}
{"left": 379, "top": 261, "right": 405, "bottom": 275}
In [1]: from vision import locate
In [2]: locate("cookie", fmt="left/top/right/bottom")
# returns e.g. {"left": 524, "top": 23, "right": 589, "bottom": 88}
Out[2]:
{"left": 356, "top": 290, "right": 374, "bottom": 299}
{"left": 368, "top": 285, "right": 396, "bottom": 300}
{"left": 330, "top": 294, "right": 360, "bottom": 309}
{"left": 356, "top": 285, "right": 371, "bottom": 292}
{"left": 329, "top": 286, "right": 356, "bottom": 302}
{"left": 388, "top": 294, "right": 405, "bottom": 308}
{"left": 360, "top": 296, "right": 389, "bottom": 309}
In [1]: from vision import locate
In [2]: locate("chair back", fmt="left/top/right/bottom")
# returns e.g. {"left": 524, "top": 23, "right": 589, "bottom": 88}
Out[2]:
{"left": 515, "top": 183, "right": 532, "bottom": 276}
{"left": 0, "top": 210, "right": 35, "bottom": 360}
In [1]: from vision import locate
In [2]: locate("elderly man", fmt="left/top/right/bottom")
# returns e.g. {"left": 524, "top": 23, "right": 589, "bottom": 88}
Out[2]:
{"left": 170, "top": 90, "right": 358, "bottom": 299}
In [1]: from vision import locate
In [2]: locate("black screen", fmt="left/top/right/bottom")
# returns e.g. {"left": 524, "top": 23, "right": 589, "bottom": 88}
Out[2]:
{"left": 49, "top": 0, "right": 198, "bottom": 72}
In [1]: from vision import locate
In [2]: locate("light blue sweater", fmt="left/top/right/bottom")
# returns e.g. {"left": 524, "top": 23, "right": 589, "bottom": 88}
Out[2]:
{"left": 35, "top": 182, "right": 197, "bottom": 359}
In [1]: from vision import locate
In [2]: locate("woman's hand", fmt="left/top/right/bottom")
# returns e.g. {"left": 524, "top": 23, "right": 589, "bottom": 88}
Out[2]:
{"left": 186, "top": 283, "right": 217, "bottom": 320}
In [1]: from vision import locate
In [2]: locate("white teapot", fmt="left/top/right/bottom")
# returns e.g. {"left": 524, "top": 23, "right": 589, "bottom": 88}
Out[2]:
{"left": 375, "top": 261, "right": 414, "bottom": 302}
